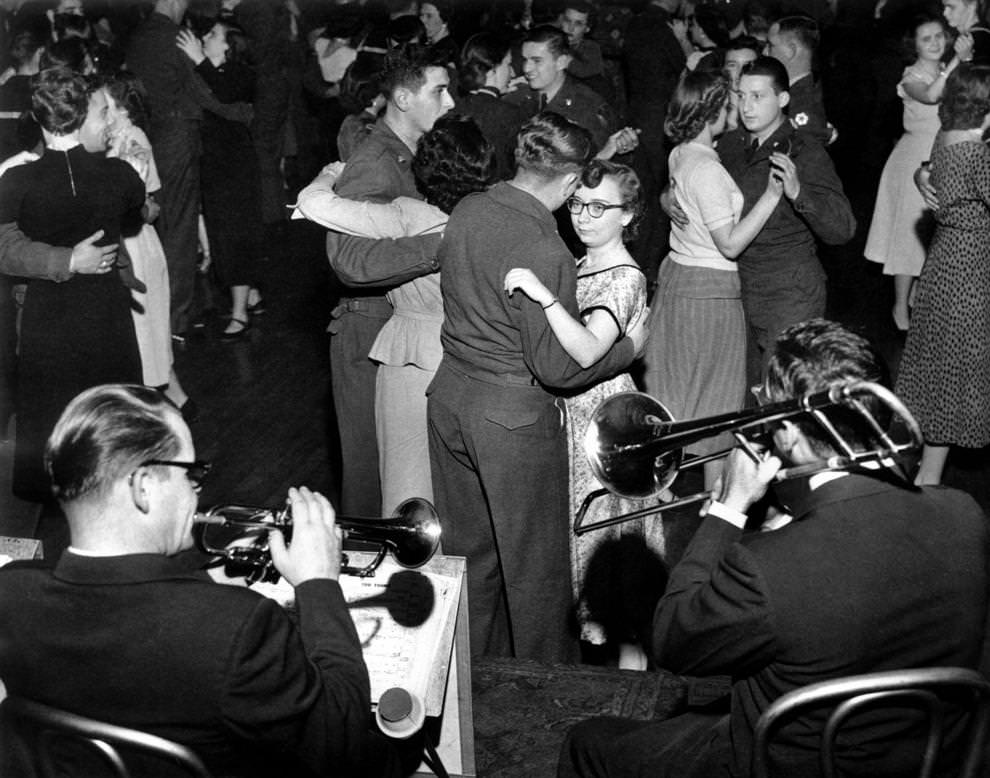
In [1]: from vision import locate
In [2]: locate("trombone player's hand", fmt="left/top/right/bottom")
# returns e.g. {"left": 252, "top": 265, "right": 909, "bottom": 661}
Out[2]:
{"left": 714, "top": 447, "right": 782, "bottom": 517}
{"left": 269, "top": 487, "right": 342, "bottom": 585}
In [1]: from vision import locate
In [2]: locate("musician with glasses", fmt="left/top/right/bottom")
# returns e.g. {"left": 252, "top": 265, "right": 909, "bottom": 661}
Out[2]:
{"left": 559, "top": 318, "right": 989, "bottom": 778}
{"left": 0, "top": 383, "right": 418, "bottom": 778}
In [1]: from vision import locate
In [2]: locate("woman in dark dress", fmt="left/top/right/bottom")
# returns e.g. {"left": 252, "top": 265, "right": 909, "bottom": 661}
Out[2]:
{"left": 177, "top": 14, "right": 264, "bottom": 341}
{"left": 896, "top": 64, "right": 990, "bottom": 484}
{"left": 0, "top": 68, "right": 143, "bottom": 500}
{"left": 455, "top": 32, "right": 527, "bottom": 182}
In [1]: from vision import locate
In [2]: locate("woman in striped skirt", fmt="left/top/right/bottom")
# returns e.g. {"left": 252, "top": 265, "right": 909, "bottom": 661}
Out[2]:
{"left": 642, "top": 70, "right": 782, "bottom": 490}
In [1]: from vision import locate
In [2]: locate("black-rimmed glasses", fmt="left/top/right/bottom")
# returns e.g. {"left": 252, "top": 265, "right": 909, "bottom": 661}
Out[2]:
{"left": 565, "top": 197, "right": 625, "bottom": 219}
{"left": 141, "top": 460, "right": 212, "bottom": 491}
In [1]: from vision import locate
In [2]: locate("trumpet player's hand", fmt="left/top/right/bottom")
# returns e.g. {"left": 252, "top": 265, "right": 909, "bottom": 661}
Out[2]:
{"left": 269, "top": 487, "right": 342, "bottom": 585}
{"left": 715, "top": 448, "right": 781, "bottom": 516}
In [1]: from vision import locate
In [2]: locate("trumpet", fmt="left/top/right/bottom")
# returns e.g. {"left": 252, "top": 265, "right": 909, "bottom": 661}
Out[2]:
{"left": 575, "top": 381, "right": 923, "bottom": 534}
{"left": 194, "top": 497, "right": 441, "bottom": 582}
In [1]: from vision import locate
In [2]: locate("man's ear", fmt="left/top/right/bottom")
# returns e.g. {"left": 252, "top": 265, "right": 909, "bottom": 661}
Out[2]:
{"left": 775, "top": 420, "right": 800, "bottom": 456}
{"left": 556, "top": 53, "right": 572, "bottom": 73}
{"left": 562, "top": 171, "right": 580, "bottom": 198}
{"left": 778, "top": 90, "right": 790, "bottom": 111}
{"left": 129, "top": 467, "right": 152, "bottom": 514}
{"left": 392, "top": 87, "right": 410, "bottom": 113}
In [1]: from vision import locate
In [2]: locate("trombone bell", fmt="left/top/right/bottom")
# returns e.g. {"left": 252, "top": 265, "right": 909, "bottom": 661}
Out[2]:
{"left": 583, "top": 391, "right": 682, "bottom": 499}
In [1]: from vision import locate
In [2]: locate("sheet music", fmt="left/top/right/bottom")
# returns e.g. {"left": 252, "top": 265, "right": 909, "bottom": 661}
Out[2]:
{"left": 251, "top": 558, "right": 462, "bottom": 707}
{"left": 341, "top": 561, "right": 461, "bottom": 704}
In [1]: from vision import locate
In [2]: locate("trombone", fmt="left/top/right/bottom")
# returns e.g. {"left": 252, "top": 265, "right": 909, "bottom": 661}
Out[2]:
{"left": 574, "top": 381, "right": 923, "bottom": 535}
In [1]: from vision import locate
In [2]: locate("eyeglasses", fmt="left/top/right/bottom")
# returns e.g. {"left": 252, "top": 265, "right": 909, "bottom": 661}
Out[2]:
{"left": 566, "top": 197, "right": 625, "bottom": 219}
{"left": 141, "top": 459, "right": 212, "bottom": 491}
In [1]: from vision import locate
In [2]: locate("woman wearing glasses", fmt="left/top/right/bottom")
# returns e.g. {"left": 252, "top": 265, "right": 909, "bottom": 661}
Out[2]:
{"left": 642, "top": 70, "right": 782, "bottom": 492}
{"left": 504, "top": 160, "right": 662, "bottom": 670}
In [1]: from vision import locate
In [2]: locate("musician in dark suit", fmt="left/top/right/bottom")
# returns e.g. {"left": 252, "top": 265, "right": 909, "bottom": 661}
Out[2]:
{"left": 559, "top": 319, "right": 990, "bottom": 778}
{"left": 0, "top": 383, "right": 413, "bottom": 778}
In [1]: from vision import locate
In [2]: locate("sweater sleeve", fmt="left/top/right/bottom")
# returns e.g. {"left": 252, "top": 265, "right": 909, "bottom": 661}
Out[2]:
{"left": 510, "top": 236, "right": 636, "bottom": 389}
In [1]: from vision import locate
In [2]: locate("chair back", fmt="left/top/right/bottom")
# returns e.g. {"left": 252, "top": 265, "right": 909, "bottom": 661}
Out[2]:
{"left": 752, "top": 667, "right": 990, "bottom": 778}
{"left": 0, "top": 696, "right": 213, "bottom": 778}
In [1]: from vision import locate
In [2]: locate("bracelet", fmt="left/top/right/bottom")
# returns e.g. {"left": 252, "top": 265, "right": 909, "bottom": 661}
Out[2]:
{"left": 542, "top": 298, "right": 559, "bottom": 310}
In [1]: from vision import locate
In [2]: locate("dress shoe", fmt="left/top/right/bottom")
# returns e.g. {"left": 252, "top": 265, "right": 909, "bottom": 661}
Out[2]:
{"left": 220, "top": 317, "right": 250, "bottom": 342}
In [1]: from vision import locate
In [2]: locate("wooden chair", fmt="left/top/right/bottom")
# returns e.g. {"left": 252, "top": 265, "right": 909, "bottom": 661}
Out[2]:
{"left": 0, "top": 696, "right": 213, "bottom": 778}
{"left": 752, "top": 667, "right": 990, "bottom": 778}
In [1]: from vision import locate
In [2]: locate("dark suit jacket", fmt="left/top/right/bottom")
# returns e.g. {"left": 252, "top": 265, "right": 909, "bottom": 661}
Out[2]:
{"left": 622, "top": 4, "right": 685, "bottom": 125}
{"left": 0, "top": 552, "right": 375, "bottom": 778}
{"left": 653, "top": 474, "right": 989, "bottom": 776}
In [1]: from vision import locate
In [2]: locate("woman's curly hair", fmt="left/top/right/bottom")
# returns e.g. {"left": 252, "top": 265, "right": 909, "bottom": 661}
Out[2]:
{"left": 664, "top": 70, "right": 730, "bottom": 146}
{"left": 940, "top": 63, "right": 990, "bottom": 131}
{"left": 31, "top": 66, "right": 88, "bottom": 135}
{"left": 459, "top": 31, "right": 511, "bottom": 93}
{"left": 580, "top": 159, "right": 644, "bottom": 242}
{"left": 413, "top": 114, "right": 495, "bottom": 214}
{"left": 102, "top": 71, "right": 151, "bottom": 133}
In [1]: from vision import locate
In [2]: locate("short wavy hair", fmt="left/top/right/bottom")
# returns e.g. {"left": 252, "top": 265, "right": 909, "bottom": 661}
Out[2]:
{"left": 381, "top": 42, "right": 448, "bottom": 97}
{"left": 31, "top": 66, "right": 89, "bottom": 134}
{"left": 459, "top": 31, "right": 511, "bottom": 92}
{"left": 102, "top": 71, "right": 150, "bottom": 132}
{"left": 765, "top": 319, "right": 891, "bottom": 456}
{"left": 940, "top": 64, "right": 990, "bottom": 130}
{"left": 413, "top": 114, "right": 494, "bottom": 214}
{"left": 523, "top": 23, "right": 570, "bottom": 57}
{"left": 514, "top": 110, "right": 594, "bottom": 178}
{"left": 901, "top": 12, "right": 948, "bottom": 63}
{"left": 664, "top": 70, "right": 730, "bottom": 146}
{"left": 580, "top": 159, "right": 643, "bottom": 241}
{"left": 46, "top": 384, "right": 182, "bottom": 504}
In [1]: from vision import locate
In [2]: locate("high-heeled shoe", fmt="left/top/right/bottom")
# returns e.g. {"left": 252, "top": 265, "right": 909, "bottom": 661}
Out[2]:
{"left": 247, "top": 292, "right": 267, "bottom": 315}
{"left": 220, "top": 317, "right": 250, "bottom": 342}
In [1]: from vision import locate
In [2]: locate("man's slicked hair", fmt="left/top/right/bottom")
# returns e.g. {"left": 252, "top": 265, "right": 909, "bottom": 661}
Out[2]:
{"left": 45, "top": 384, "right": 182, "bottom": 504}
{"left": 523, "top": 24, "right": 570, "bottom": 57}
{"left": 740, "top": 55, "right": 790, "bottom": 94}
{"left": 514, "top": 110, "right": 594, "bottom": 178}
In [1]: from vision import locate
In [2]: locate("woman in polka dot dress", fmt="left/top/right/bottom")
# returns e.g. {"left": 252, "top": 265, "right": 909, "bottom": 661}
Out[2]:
{"left": 895, "top": 64, "right": 990, "bottom": 484}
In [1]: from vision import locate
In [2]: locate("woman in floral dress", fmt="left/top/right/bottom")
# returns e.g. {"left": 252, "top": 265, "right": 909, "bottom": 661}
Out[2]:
{"left": 505, "top": 160, "right": 658, "bottom": 667}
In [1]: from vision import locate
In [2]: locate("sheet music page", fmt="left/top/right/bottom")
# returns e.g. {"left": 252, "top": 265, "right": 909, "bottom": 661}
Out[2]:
{"left": 340, "top": 561, "right": 461, "bottom": 704}
{"left": 251, "top": 558, "right": 462, "bottom": 707}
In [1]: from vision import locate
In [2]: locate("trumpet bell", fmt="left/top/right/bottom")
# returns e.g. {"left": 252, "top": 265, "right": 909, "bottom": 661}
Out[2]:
{"left": 348, "top": 497, "right": 441, "bottom": 569}
{"left": 584, "top": 391, "right": 681, "bottom": 499}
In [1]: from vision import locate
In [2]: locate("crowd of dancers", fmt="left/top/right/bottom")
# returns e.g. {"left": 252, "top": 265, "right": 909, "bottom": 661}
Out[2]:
{"left": 0, "top": 0, "right": 988, "bottom": 673}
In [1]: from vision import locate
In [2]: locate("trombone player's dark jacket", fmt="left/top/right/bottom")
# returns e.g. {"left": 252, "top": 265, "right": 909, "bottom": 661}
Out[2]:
{"left": 0, "top": 550, "right": 386, "bottom": 778}
{"left": 653, "top": 473, "right": 989, "bottom": 776}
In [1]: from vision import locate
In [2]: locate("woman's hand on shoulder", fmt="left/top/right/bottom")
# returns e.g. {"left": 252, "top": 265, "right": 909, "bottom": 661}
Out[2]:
{"left": 176, "top": 29, "right": 205, "bottom": 64}
{"left": 504, "top": 267, "right": 554, "bottom": 306}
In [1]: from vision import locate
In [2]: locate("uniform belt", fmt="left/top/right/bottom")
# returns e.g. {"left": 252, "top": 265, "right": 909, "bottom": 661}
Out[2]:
{"left": 331, "top": 297, "right": 393, "bottom": 317}
{"left": 443, "top": 354, "right": 541, "bottom": 388}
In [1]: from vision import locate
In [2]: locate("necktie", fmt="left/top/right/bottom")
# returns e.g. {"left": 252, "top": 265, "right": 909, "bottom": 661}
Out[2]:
{"left": 538, "top": 93, "right": 548, "bottom": 112}
{"left": 746, "top": 138, "right": 759, "bottom": 162}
